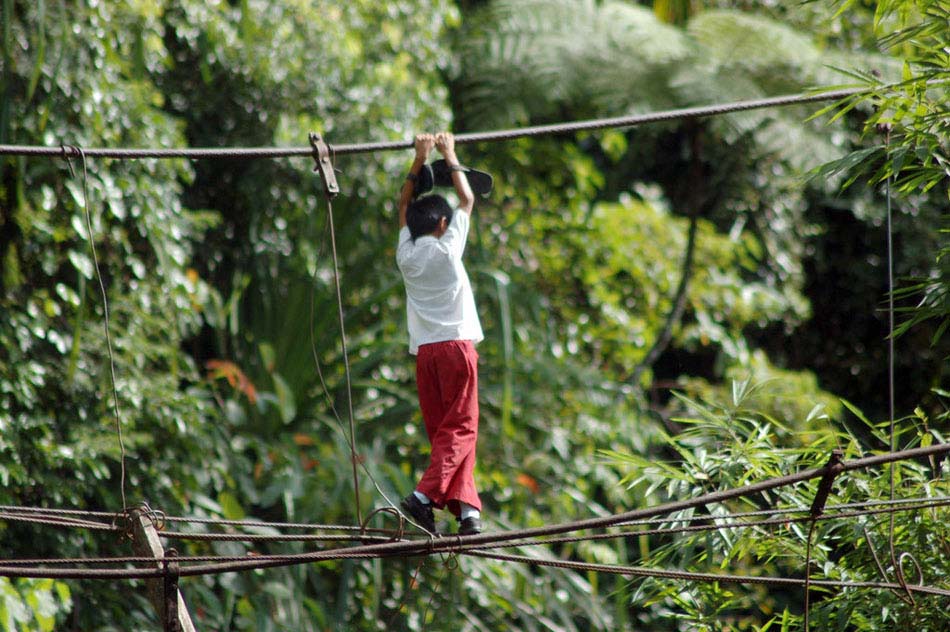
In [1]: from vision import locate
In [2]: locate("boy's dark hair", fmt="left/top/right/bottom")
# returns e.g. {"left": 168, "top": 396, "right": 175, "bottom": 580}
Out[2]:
{"left": 407, "top": 194, "right": 453, "bottom": 241}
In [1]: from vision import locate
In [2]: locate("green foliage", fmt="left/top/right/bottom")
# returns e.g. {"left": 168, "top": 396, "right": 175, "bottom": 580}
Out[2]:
{"left": 452, "top": 1, "right": 893, "bottom": 169}
{"left": 807, "top": 0, "right": 948, "bottom": 413}
{"left": 846, "top": 0, "right": 950, "bottom": 352}
{"left": 1, "top": 0, "right": 947, "bottom": 630}
{"left": 814, "top": 0, "right": 948, "bottom": 196}
{"left": 679, "top": 351, "right": 843, "bottom": 436}
{"left": 448, "top": 1, "right": 879, "bottom": 419}
{"left": 454, "top": 0, "right": 693, "bottom": 126}
{"left": 891, "top": 214, "right": 949, "bottom": 348}
{"left": 0, "top": 578, "right": 71, "bottom": 632}
{"left": 1, "top": 0, "right": 246, "bottom": 628}
{"left": 606, "top": 380, "right": 950, "bottom": 631}
{"left": 502, "top": 188, "right": 811, "bottom": 377}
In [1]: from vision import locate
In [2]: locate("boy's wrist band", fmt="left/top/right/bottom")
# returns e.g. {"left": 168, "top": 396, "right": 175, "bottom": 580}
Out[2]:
{"left": 406, "top": 172, "right": 418, "bottom": 182}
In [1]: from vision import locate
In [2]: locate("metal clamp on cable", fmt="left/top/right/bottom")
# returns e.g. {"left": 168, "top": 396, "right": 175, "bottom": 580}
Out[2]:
{"left": 809, "top": 449, "right": 844, "bottom": 518}
{"left": 163, "top": 549, "right": 181, "bottom": 632}
{"left": 308, "top": 132, "right": 339, "bottom": 199}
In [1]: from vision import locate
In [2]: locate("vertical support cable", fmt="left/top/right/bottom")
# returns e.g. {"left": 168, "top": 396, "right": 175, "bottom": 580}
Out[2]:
{"left": 882, "top": 130, "right": 899, "bottom": 566}
{"left": 163, "top": 552, "right": 181, "bottom": 632}
{"left": 68, "top": 146, "right": 128, "bottom": 512}
{"left": 310, "top": 133, "right": 361, "bottom": 525}
{"left": 326, "top": 197, "right": 363, "bottom": 526}
{"left": 803, "top": 449, "right": 843, "bottom": 631}
{"left": 879, "top": 127, "right": 917, "bottom": 606}
{"left": 803, "top": 520, "right": 817, "bottom": 632}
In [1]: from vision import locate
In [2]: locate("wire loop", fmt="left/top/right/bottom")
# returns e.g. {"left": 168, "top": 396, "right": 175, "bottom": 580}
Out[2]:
{"left": 895, "top": 551, "right": 924, "bottom": 606}
{"left": 360, "top": 507, "right": 405, "bottom": 544}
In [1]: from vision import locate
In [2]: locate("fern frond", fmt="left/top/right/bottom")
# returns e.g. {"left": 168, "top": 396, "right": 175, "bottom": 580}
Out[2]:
{"left": 453, "top": 0, "right": 691, "bottom": 128}
{"left": 687, "top": 10, "right": 823, "bottom": 93}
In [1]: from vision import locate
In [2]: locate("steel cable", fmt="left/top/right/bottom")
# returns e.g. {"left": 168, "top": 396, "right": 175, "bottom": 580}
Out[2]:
{"left": 0, "top": 90, "right": 863, "bottom": 161}
{"left": 4, "top": 494, "right": 946, "bottom": 532}
{"left": 2, "top": 443, "right": 947, "bottom": 580}
{"left": 0, "top": 511, "right": 118, "bottom": 532}
{"left": 68, "top": 146, "right": 129, "bottom": 511}
{"left": 6, "top": 493, "right": 942, "bottom": 552}
{"left": 2, "top": 495, "right": 946, "bottom": 548}
{"left": 463, "top": 550, "right": 950, "bottom": 599}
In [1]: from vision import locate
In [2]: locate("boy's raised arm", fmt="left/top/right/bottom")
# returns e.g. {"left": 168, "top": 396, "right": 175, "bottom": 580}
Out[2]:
{"left": 435, "top": 132, "right": 474, "bottom": 215}
{"left": 398, "top": 134, "right": 435, "bottom": 228}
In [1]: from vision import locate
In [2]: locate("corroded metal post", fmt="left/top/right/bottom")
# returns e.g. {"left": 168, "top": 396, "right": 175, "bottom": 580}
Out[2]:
{"left": 129, "top": 507, "right": 197, "bottom": 632}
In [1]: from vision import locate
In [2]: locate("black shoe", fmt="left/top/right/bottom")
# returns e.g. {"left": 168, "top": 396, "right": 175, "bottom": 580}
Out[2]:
{"left": 458, "top": 516, "right": 482, "bottom": 536}
{"left": 400, "top": 494, "right": 436, "bottom": 534}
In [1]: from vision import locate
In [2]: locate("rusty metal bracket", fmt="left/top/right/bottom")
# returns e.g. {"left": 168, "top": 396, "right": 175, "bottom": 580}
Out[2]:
{"left": 163, "top": 550, "right": 182, "bottom": 632}
{"left": 809, "top": 449, "right": 844, "bottom": 518}
{"left": 309, "top": 132, "right": 339, "bottom": 199}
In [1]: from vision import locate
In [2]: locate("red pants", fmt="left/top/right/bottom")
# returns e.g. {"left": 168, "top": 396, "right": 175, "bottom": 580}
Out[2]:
{"left": 415, "top": 340, "right": 481, "bottom": 517}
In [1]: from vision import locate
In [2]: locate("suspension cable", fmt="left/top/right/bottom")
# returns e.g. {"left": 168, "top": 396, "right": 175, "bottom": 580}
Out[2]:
{"left": 463, "top": 550, "right": 950, "bottom": 598}
{"left": 0, "top": 89, "right": 863, "bottom": 161}
{"left": 3, "top": 442, "right": 946, "bottom": 580}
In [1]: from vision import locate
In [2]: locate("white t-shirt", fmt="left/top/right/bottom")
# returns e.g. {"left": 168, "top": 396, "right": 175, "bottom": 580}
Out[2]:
{"left": 396, "top": 211, "right": 484, "bottom": 354}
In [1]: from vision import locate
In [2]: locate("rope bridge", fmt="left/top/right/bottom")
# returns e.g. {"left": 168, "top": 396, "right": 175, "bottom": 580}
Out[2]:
{"left": 3, "top": 83, "right": 944, "bottom": 630}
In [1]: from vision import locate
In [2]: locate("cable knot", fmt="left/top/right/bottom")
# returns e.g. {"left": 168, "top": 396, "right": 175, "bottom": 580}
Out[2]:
{"left": 60, "top": 144, "right": 78, "bottom": 178}
{"left": 111, "top": 508, "right": 134, "bottom": 541}
{"left": 139, "top": 501, "right": 167, "bottom": 531}
{"left": 442, "top": 552, "right": 459, "bottom": 571}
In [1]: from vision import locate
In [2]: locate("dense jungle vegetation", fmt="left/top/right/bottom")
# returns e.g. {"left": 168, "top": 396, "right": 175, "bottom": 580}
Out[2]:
{"left": 1, "top": 0, "right": 947, "bottom": 630}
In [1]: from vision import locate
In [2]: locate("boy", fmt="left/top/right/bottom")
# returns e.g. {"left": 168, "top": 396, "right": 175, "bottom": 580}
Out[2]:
{"left": 396, "top": 132, "right": 484, "bottom": 536}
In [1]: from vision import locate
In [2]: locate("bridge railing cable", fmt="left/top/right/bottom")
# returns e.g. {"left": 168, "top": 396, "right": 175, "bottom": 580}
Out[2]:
{"left": 1, "top": 442, "right": 946, "bottom": 581}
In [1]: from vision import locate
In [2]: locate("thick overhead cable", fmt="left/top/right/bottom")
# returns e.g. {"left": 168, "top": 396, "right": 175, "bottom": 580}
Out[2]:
{"left": 0, "top": 89, "right": 862, "bottom": 161}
